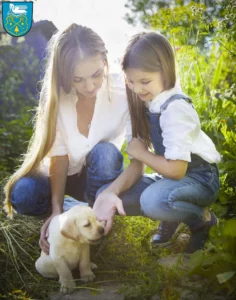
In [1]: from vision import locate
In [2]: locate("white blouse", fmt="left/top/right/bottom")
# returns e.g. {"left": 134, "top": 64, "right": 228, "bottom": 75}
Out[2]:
{"left": 40, "top": 74, "right": 129, "bottom": 176}
{"left": 127, "top": 85, "right": 221, "bottom": 164}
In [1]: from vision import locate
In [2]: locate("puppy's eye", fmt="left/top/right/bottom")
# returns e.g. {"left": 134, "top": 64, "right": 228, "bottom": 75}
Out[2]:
{"left": 83, "top": 222, "right": 91, "bottom": 227}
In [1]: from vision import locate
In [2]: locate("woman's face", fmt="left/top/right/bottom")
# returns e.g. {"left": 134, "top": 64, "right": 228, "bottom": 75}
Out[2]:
{"left": 72, "top": 54, "right": 105, "bottom": 99}
{"left": 125, "top": 68, "right": 164, "bottom": 101}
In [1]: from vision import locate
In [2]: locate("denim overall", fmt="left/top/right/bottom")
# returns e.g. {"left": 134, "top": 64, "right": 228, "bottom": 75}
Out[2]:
{"left": 132, "top": 93, "right": 221, "bottom": 227}
{"left": 148, "top": 93, "right": 208, "bottom": 169}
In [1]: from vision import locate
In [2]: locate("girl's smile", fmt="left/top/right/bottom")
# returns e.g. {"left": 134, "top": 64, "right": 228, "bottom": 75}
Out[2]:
{"left": 137, "top": 92, "right": 151, "bottom": 100}
{"left": 125, "top": 68, "right": 164, "bottom": 101}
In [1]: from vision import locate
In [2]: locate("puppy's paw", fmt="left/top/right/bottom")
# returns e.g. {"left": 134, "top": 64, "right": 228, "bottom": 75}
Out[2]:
{"left": 90, "top": 262, "right": 97, "bottom": 270}
{"left": 80, "top": 271, "right": 95, "bottom": 283}
{"left": 60, "top": 280, "right": 76, "bottom": 294}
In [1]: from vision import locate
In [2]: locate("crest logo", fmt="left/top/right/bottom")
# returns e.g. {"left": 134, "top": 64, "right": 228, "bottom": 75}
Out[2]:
{"left": 2, "top": 1, "right": 33, "bottom": 37}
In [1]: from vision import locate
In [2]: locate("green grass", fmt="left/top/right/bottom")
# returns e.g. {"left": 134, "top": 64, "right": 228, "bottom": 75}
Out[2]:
{"left": 1, "top": 202, "right": 236, "bottom": 300}
{"left": 0, "top": 146, "right": 236, "bottom": 299}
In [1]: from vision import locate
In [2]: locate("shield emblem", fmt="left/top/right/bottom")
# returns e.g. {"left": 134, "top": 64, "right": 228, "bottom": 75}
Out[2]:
{"left": 2, "top": 1, "right": 33, "bottom": 37}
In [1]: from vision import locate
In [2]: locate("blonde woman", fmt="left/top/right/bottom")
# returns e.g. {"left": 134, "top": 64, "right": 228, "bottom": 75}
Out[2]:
{"left": 4, "top": 24, "right": 130, "bottom": 254}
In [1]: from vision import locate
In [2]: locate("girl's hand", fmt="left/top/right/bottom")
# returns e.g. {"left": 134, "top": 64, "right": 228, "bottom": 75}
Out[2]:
{"left": 93, "top": 192, "right": 126, "bottom": 235}
{"left": 127, "top": 138, "right": 147, "bottom": 160}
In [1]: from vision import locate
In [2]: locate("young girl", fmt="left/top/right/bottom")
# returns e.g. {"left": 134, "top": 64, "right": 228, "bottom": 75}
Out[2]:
{"left": 4, "top": 23, "right": 128, "bottom": 254}
{"left": 120, "top": 32, "right": 221, "bottom": 254}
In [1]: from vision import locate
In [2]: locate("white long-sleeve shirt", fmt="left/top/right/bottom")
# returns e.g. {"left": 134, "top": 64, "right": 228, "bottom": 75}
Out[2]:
{"left": 127, "top": 84, "right": 221, "bottom": 164}
{"left": 40, "top": 74, "right": 129, "bottom": 176}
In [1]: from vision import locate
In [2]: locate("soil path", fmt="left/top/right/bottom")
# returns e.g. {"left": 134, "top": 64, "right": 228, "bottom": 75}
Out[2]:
{"left": 50, "top": 284, "right": 124, "bottom": 300}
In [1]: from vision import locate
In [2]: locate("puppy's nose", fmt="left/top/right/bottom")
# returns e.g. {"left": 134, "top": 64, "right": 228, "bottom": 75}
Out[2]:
{"left": 99, "top": 226, "right": 104, "bottom": 235}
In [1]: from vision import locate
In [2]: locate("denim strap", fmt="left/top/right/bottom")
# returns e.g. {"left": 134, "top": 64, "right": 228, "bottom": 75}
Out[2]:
{"left": 160, "top": 94, "right": 193, "bottom": 114}
{"left": 158, "top": 94, "right": 210, "bottom": 169}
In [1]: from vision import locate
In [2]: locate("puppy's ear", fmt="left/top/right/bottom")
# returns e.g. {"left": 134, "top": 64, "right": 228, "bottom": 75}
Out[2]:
{"left": 60, "top": 215, "right": 80, "bottom": 241}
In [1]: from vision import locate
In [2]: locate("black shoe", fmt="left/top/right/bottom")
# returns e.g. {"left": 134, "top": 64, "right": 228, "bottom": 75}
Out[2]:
{"left": 151, "top": 221, "right": 180, "bottom": 247}
{"left": 184, "top": 211, "right": 219, "bottom": 254}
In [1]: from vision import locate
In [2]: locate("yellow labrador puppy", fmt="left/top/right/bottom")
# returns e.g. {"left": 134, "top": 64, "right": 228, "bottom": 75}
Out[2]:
{"left": 35, "top": 205, "right": 104, "bottom": 294}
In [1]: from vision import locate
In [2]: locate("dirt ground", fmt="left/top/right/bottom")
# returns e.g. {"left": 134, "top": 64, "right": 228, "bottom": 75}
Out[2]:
{"left": 50, "top": 283, "right": 162, "bottom": 300}
{"left": 50, "top": 284, "right": 125, "bottom": 300}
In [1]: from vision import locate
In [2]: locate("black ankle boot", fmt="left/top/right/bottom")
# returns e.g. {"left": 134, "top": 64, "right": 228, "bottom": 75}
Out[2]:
{"left": 151, "top": 221, "right": 180, "bottom": 247}
{"left": 184, "top": 211, "right": 219, "bottom": 254}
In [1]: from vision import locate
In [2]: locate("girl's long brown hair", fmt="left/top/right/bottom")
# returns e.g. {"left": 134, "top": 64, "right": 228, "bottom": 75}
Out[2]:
{"left": 121, "top": 32, "right": 177, "bottom": 147}
{"left": 4, "top": 23, "right": 108, "bottom": 217}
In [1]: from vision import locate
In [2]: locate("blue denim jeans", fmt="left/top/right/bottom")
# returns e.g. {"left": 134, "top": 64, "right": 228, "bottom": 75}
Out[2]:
{"left": 139, "top": 163, "right": 220, "bottom": 228}
{"left": 97, "top": 163, "right": 220, "bottom": 228}
{"left": 10, "top": 142, "right": 123, "bottom": 217}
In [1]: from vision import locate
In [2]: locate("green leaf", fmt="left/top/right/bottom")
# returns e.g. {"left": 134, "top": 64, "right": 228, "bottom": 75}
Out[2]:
{"left": 212, "top": 54, "right": 223, "bottom": 89}
{"left": 188, "top": 250, "right": 204, "bottom": 271}
{"left": 202, "top": 254, "right": 221, "bottom": 266}
{"left": 193, "top": 62, "right": 203, "bottom": 86}
{"left": 223, "top": 220, "right": 236, "bottom": 237}
{"left": 217, "top": 271, "right": 235, "bottom": 284}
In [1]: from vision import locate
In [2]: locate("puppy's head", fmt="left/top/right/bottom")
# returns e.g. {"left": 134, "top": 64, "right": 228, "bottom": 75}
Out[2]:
{"left": 60, "top": 205, "right": 104, "bottom": 244}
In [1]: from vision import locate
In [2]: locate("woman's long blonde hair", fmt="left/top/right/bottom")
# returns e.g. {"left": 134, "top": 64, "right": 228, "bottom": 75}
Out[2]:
{"left": 121, "top": 32, "right": 176, "bottom": 147}
{"left": 4, "top": 23, "right": 108, "bottom": 217}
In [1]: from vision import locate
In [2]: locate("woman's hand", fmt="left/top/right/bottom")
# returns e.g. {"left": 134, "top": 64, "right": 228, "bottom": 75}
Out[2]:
{"left": 93, "top": 192, "right": 126, "bottom": 235}
{"left": 39, "top": 212, "right": 60, "bottom": 255}
{"left": 127, "top": 138, "right": 147, "bottom": 160}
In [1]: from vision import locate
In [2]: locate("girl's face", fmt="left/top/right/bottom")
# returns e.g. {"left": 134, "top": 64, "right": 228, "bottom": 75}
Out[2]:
{"left": 72, "top": 54, "right": 105, "bottom": 99}
{"left": 125, "top": 68, "right": 164, "bottom": 101}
